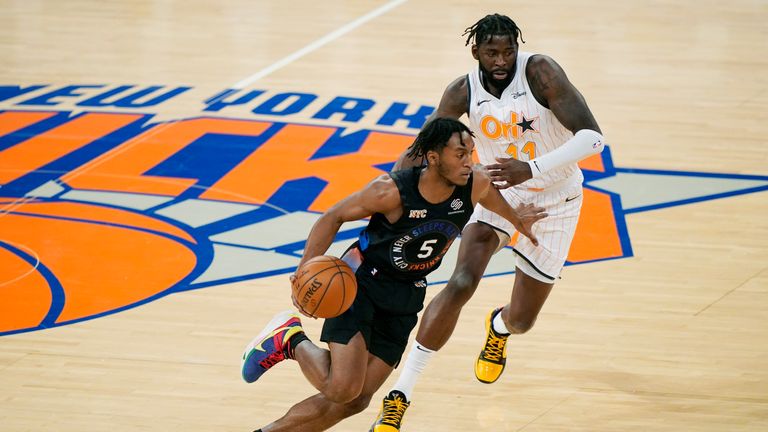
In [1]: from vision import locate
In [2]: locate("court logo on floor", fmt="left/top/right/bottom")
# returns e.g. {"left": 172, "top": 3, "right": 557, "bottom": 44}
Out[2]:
{"left": 1, "top": 84, "right": 766, "bottom": 335}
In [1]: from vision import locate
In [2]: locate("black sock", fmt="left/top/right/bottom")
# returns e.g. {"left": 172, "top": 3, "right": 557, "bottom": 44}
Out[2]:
{"left": 285, "top": 332, "right": 309, "bottom": 359}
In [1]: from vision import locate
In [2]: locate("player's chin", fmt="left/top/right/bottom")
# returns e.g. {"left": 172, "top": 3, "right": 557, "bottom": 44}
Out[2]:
{"left": 453, "top": 174, "right": 470, "bottom": 186}
{"left": 489, "top": 75, "right": 511, "bottom": 88}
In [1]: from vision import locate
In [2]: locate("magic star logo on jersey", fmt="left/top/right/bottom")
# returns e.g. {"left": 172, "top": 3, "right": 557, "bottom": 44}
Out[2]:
{"left": 1, "top": 83, "right": 766, "bottom": 336}
{"left": 479, "top": 111, "right": 539, "bottom": 141}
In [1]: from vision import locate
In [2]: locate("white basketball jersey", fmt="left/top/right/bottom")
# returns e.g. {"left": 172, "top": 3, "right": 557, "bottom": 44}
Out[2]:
{"left": 467, "top": 51, "right": 582, "bottom": 190}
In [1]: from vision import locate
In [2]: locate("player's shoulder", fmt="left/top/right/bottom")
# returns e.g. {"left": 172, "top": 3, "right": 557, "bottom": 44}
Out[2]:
{"left": 439, "top": 75, "right": 470, "bottom": 117}
{"left": 446, "top": 74, "right": 469, "bottom": 92}
{"left": 471, "top": 163, "right": 490, "bottom": 177}
{"left": 359, "top": 173, "right": 402, "bottom": 210}
{"left": 526, "top": 53, "right": 566, "bottom": 75}
{"left": 469, "top": 164, "right": 493, "bottom": 203}
{"left": 368, "top": 172, "right": 397, "bottom": 193}
{"left": 471, "top": 164, "right": 492, "bottom": 188}
{"left": 443, "top": 74, "right": 469, "bottom": 100}
{"left": 372, "top": 172, "right": 406, "bottom": 197}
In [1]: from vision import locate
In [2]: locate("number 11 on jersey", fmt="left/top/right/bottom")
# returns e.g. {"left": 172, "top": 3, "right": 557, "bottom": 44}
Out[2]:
{"left": 505, "top": 141, "right": 536, "bottom": 160}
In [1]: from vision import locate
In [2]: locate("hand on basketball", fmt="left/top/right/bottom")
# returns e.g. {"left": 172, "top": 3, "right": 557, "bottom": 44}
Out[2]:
{"left": 290, "top": 256, "right": 357, "bottom": 319}
{"left": 486, "top": 157, "right": 533, "bottom": 189}
{"left": 289, "top": 274, "right": 316, "bottom": 319}
{"left": 512, "top": 203, "right": 548, "bottom": 246}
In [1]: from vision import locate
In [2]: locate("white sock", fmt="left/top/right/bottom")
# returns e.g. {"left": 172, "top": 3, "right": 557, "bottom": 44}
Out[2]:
{"left": 492, "top": 309, "right": 511, "bottom": 335}
{"left": 391, "top": 341, "right": 435, "bottom": 400}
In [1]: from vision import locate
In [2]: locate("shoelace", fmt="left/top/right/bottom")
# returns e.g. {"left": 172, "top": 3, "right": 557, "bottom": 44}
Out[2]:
{"left": 380, "top": 396, "right": 409, "bottom": 425}
{"left": 482, "top": 330, "right": 508, "bottom": 362}
{"left": 259, "top": 350, "right": 286, "bottom": 369}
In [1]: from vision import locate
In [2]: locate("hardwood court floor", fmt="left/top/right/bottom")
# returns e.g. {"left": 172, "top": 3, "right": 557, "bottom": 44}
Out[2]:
{"left": 1, "top": 1, "right": 766, "bottom": 431}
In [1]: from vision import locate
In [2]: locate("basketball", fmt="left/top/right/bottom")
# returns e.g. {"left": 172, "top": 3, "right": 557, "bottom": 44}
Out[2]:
{"left": 293, "top": 255, "right": 357, "bottom": 319}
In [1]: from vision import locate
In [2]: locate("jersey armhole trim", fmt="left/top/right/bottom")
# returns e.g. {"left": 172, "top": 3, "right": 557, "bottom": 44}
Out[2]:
{"left": 465, "top": 73, "right": 471, "bottom": 110}
{"left": 389, "top": 170, "right": 411, "bottom": 223}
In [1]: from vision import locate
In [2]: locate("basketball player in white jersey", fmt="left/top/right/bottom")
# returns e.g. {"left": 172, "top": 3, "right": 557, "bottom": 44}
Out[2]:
{"left": 371, "top": 13, "right": 605, "bottom": 431}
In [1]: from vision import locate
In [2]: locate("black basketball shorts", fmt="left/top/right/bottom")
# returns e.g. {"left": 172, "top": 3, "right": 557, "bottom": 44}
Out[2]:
{"left": 320, "top": 260, "right": 427, "bottom": 367}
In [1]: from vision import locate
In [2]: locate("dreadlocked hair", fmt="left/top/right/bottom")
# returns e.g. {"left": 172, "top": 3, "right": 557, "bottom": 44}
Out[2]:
{"left": 463, "top": 13, "right": 524, "bottom": 46}
{"left": 406, "top": 118, "right": 474, "bottom": 160}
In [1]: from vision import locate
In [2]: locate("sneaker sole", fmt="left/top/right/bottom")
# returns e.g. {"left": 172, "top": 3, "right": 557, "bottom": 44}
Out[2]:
{"left": 241, "top": 309, "right": 300, "bottom": 381}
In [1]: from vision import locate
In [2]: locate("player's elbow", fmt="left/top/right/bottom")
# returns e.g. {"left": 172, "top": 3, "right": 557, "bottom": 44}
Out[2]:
{"left": 576, "top": 129, "right": 605, "bottom": 155}
{"left": 316, "top": 210, "right": 344, "bottom": 232}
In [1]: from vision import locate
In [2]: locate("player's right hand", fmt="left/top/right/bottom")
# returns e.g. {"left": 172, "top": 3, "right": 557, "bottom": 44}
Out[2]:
{"left": 486, "top": 157, "right": 534, "bottom": 188}
{"left": 513, "top": 203, "right": 548, "bottom": 246}
{"left": 289, "top": 274, "right": 316, "bottom": 319}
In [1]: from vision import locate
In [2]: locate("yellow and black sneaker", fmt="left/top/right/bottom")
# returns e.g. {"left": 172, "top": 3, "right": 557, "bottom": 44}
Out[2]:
{"left": 370, "top": 390, "right": 410, "bottom": 432}
{"left": 475, "top": 307, "right": 509, "bottom": 384}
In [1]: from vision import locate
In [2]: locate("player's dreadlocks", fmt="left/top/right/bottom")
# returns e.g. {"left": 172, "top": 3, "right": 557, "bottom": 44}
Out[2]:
{"left": 463, "top": 13, "right": 525, "bottom": 46}
{"left": 406, "top": 118, "right": 474, "bottom": 160}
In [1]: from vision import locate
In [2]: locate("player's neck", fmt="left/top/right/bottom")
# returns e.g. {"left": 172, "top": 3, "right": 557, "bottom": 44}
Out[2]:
{"left": 480, "top": 66, "right": 515, "bottom": 98}
{"left": 418, "top": 167, "right": 455, "bottom": 204}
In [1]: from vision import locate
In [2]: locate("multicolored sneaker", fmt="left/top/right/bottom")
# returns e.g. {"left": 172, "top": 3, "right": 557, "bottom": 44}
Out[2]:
{"left": 475, "top": 307, "right": 509, "bottom": 384}
{"left": 241, "top": 310, "right": 303, "bottom": 383}
{"left": 370, "top": 390, "right": 410, "bottom": 432}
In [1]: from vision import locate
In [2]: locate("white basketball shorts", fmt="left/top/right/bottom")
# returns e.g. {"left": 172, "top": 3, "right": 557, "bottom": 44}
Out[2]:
{"left": 467, "top": 174, "right": 583, "bottom": 283}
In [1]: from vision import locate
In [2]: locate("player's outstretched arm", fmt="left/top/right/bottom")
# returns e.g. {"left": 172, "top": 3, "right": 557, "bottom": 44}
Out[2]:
{"left": 472, "top": 166, "right": 547, "bottom": 246}
{"left": 393, "top": 76, "right": 470, "bottom": 170}
{"left": 298, "top": 174, "right": 401, "bottom": 270}
{"left": 291, "top": 175, "right": 401, "bottom": 315}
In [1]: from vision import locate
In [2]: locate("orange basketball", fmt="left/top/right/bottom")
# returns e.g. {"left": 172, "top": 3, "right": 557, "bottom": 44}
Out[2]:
{"left": 293, "top": 255, "right": 357, "bottom": 319}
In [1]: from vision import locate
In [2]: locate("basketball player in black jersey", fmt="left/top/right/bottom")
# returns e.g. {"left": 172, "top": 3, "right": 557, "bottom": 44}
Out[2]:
{"left": 241, "top": 118, "right": 546, "bottom": 432}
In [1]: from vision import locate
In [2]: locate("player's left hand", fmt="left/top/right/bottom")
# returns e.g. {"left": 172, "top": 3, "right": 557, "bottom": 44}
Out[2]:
{"left": 486, "top": 157, "right": 533, "bottom": 189}
{"left": 512, "top": 203, "right": 548, "bottom": 246}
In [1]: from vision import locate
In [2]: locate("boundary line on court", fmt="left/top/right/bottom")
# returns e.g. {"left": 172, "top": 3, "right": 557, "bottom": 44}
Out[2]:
{"left": 232, "top": 0, "right": 408, "bottom": 89}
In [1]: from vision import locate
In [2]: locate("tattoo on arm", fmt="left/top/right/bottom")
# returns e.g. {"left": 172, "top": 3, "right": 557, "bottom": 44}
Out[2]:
{"left": 438, "top": 76, "right": 470, "bottom": 119}
{"left": 529, "top": 63, "right": 557, "bottom": 98}
{"left": 528, "top": 56, "right": 601, "bottom": 134}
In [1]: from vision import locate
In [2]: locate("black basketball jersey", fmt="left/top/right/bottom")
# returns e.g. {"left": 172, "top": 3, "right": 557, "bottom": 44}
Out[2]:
{"left": 358, "top": 167, "right": 474, "bottom": 281}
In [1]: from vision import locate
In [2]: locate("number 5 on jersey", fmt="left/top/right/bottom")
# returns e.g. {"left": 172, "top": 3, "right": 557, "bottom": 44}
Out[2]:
{"left": 417, "top": 239, "right": 438, "bottom": 258}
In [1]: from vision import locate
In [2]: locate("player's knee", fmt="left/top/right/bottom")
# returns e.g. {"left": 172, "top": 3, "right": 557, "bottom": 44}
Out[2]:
{"left": 342, "top": 393, "right": 373, "bottom": 416}
{"left": 323, "top": 381, "right": 363, "bottom": 404}
{"left": 445, "top": 270, "right": 482, "bottom": 303}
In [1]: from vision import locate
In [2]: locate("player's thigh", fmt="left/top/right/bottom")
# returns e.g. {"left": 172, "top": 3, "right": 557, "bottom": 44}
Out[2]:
{"left": 327, "top": 332, "right": 369, "bottom": 392}
{"left": 451, "top": 222, "right": 504, "bottom": 283}
{"left": 513, "top": 186, "right": 582, "bottom": 282}
{"left": 341, "top": 353, "right": 396, "bottom": 414}
{"left": 361, "top": 353, "right": 395, "bottom": 397}
{"left": 369, "top": 310, "right": 419, "bottom": 367}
